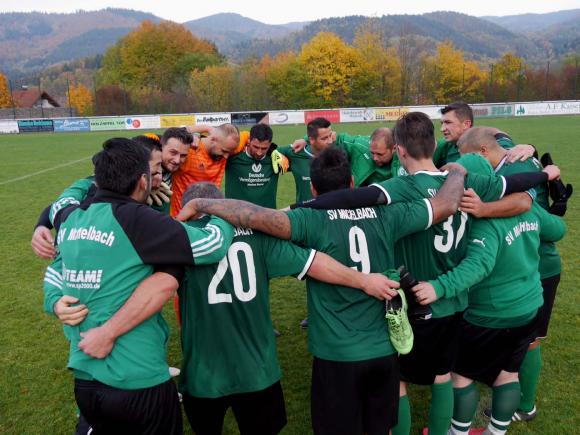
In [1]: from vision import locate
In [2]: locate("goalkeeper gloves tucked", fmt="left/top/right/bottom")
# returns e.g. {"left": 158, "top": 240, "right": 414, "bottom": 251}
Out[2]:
{"left": 271, "top": 150, "right": 289, "bottom": 174}
{"left": 147, "top": 182, "right": 173, "bottom": 207}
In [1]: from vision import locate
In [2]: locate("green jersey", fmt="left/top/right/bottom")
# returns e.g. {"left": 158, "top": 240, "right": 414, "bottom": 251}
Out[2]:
{"left": 429, "top": 203, "right": 566, "bottom": 328}
{"left": 434, "top": 134, "right": 514, "bottom": 166}
{"left": 287, "top": 199, "right": 433, "bottom": 361}
{"left": 371, "top": 160, "right": 506, "bottom": 317}
{"left": 225, "top": 149, "right": 279, "bottom": 208}
{"left": 278, "top": 145, "right": 314, "bottom": 203}
{"left": 494, "top": 155, "right": 561, "bottom": 278}
{"left": 178, "top": 218, "right": 315, "bottom": 398}
{"left": 48, "top": 188, "right": 234, "bottom": 390}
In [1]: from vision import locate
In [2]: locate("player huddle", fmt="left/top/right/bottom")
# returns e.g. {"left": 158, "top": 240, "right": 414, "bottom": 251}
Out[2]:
{"left": 33, "top": 102, "right": 571, "bottom": 435}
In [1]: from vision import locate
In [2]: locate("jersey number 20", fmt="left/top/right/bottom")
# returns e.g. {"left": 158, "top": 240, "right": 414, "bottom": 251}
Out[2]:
{"left": 208, "top": 242, "right": 256, "bottom": 304}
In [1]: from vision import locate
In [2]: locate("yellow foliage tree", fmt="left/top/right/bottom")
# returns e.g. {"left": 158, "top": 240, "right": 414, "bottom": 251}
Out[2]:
{"left": 99, "top": 20, "right": 219, "bottom": 92}
{"left": 492, "top": 53, "right": 526, "bottom": 101}
{"left": 353, "top": 22, "right": 402, "bottom": 105}
{"left": 189, "top": 65, "right": 235, "bottom": 112}
{"left": 263, "top": 51, "right": 311, "bottom": 109}
{"left": 69, "top": 82, "right": 94, "bottom": 116}
{"left": 0, "top": 72, "right": 12, "bottom": 108}
{"left": 422, "top": 41, "right": 486, "bottom": 103}
{"left": 298, "top": 32, "right": 367, "bottom": 107}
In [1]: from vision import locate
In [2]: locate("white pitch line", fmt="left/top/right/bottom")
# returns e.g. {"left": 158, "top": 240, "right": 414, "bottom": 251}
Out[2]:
{"left": 0, "top": 156, "right": 92, "bottom": 186}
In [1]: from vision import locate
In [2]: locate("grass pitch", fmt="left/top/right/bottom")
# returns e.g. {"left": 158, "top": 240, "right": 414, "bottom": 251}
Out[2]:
{"left": 0, "top": 116, "right": 579, "bottom": 434}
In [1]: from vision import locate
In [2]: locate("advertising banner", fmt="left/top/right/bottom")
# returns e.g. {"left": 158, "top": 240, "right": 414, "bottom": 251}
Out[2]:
{"left": 471, "top": 104, "right": 514, "bottom": 118}
{"left": 304, "top": 110, "right": 340, "bottom": 124}
{"left": 125, "top": 116, "right": 161, "bottom": 130}
{"left": 268, "top": 111, "right": 305, "bottom": 125}
{"left": 160, "top": 115, "right": 195, "bottom": 128}
{"left": 340, "top": 108, "right": 376, "bottom": 123}
{"left": 514, "top": 101, "right": 580, "bottom": 117}
{"left": 407, "top": 106, "right": 443, "bottom": 119}
{"left": 53, "top": 118, "right": 91, "bottom": 132}
{"left": 195, "top": 113, "right": 232, "bottom": 126}
{"left": 0, "top": 120, "right": 19, "bottom": 134}
{"left": 17, "top": 119, "right": 54, "bottom": 133}
{"left": 231, "top": 112, "right": 268, "bottom": 125}
{"left": 374, "top": 107, "right": 409, "bottom": 121}
{"left": 90, "top": 117, "right": 126, "bottom": 131}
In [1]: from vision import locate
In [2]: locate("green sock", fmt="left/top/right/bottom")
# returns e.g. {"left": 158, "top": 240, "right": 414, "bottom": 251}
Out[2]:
{"left": 489, "top": 382, "right": 521, "bottom": 434}
{"left": 449, "top": 383, "right": 479, "bottom": 434}
{"left": 391, "top": 395, "right": 411, "bottom": 435}
{"left": 428, "top": 380, "right": 453, "bottom": 435}
{"left": 519, "top": 346, "right": 542, "bottom": 412}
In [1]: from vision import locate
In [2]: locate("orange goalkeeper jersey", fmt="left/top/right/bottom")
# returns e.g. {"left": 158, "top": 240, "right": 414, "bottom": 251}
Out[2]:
{"left": 170, "top": 131, "right": 249, "bottom": 216}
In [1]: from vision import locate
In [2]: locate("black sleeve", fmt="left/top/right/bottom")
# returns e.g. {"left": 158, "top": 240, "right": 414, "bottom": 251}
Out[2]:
{"left": 504, "top": 172, "right": 548, "bottom": 195}
{"left": 35, "top": 206, "right": 53, "bottom": 230}
{"left": 153, "top": 265, "right": 185, "bottom": 282}
{"left": 290, "top": 185, "right": 388, "bottom": 210}
{"left": 114, "top": 203, "right": 195, "bottom": 266}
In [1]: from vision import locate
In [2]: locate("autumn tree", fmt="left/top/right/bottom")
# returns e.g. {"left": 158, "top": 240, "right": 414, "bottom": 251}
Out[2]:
{"left": 69, "top": 82, "right": 93, "bottom": 116}
{"left": 421, "top": 41, "right": 486, "bottom": 103}
{"left": 298, "top": 32, "right": 367, "bottom": 107}
{"left": 264, "top": 51, "right": 311, "bottom": 109}
{"left": 0, "top": 72, "right": 12, "bottom": 108}
{"left": 97, "top": 20, "right": 220, "bottom": 92}
{"left": 490, "top": 53, "right": 526, "bottom": 101}
{"left": 189, "top": 65, "right": 236, "bottom": 112}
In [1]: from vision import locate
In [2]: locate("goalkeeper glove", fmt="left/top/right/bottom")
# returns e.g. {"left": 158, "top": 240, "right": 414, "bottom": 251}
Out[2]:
{"left": 540, "top": 153, "right": 573, "bottom": 216}
{"left": 147, "top": 182, "right": 173, "bottom": 207}
{"left": 271, "top": 150, "right": 289, "bottom": 174}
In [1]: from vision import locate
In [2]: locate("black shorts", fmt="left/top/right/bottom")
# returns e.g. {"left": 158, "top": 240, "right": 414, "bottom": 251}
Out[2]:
{"left": 182, "top": 381, "right": 286, "bottom": 435}
{"left": 454, "top": 315, "right": 539, "bottom": 386}
{"left": 399, "top": 313, "right": 461, "bottom": 385}
{"left": 536, "top": 274, "right": 560, "bottom": 339}
{"left": 311, "top": 355, "right": 399, "bottom": 435}
{"left": 74, "top": 378, "right": 182, "bottom": 435}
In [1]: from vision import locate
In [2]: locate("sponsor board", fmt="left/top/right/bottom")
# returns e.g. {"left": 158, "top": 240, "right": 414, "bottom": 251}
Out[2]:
{"left": 407, "top": 106, "right": 444, "bottom": 119}
{"left": 268, "top": 111, "right": 305, "bottom": 125}
{"left": 160, "top": 115, "right": 195, "bottom": 128}
{"left": 340, "top": 108, "right": 376, "bottom": 122}
{"left": 125, "top": 116, "right": 161, "bottom": 130}
{"left": 374, "top": 107, "right": 409, "bottom": 121}
{"left": 90, "top": 117, "right": 126, "bottom": 131}
{"left": 17, "top": 119, "right": 54, "bottom": 133}
{"left": 231, "top": 112, "right": 268, "bottom": 125}
{"left": 0, "top": 120, "right": 19, "bottom": 134}
{"left": 195, "top": 113, "right": 232, "bottom": 126}
{"left": 304, "top": 110, "right": 340, "bottom": 124}
{"left": 515, "top": 101, "right": 580, "bottom": 117}
{"left": 54, "top": 118, "right": 91, "bottom": 132}
{"left": 471, "top": 104, "right": 514, "bottom": 118}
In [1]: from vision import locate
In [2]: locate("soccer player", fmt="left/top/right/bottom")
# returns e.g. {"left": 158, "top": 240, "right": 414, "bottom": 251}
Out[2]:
{"left": 455, "top": 126, "right": 564, "bottom": 422}
{"left": 411, "top": 187, "right": 566, "bottom": 435}
{"left": 433, "top": 101, "right": 534, "bottom": 166}
{"left": 225, "top": 123, "right": 289, "bottom": 208}
{"left": 171, "top": 123, "right": 242, "bottom": 215}
{"left": 45, "top": 138, "right": 235, "bottom": 434}
{"left": 31, "top": 133, "right": 169, "bottom": 259}
{"left": 177, "top": 147, "right": 468, "bottom": 435}
{"left": 175, "top": 181, "right": 400, "bottom": 435}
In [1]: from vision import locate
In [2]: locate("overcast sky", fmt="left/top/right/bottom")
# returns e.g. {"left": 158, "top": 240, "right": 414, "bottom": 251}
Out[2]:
{"left": 2, "top": 0, "right": 579, "bottom": 24}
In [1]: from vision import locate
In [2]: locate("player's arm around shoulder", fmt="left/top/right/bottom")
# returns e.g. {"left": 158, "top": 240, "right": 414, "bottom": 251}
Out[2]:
{"left": 49, "top": 177, "right": 94, "bottom": 226}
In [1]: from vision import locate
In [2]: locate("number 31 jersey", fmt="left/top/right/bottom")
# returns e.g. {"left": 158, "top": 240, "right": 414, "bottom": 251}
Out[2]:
{"left": 178, "top": 216, "right": 315, "bottom": 398}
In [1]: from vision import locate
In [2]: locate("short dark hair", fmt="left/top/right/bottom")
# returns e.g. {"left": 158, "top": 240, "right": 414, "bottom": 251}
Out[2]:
{"left": 132, "top": 134, "right": 162, "bottom": 154}
{"left": 393, "top": 112, "right": 435, "bottom": 159}
{"left": 441, "top": 101, "right": 474, "bottom": 126}
{"left": 310, "top": 147, "right": 351, "bottom": 195}
{"left": 307, "top": 117, "right": 331, "bottom": 139}
{"left": 161, "top": 127, "right": 193, "bottom": 146}
{"left": 249, "top": 123, "right": 273, "bottom": 142}
{"left": 182, "top": 182, "right": 224, "bottom": 206}
{"left": 93, "top": 138, "right": 149, "bottom": 196}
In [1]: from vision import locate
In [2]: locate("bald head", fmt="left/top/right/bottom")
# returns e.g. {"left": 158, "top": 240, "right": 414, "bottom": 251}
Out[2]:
{"left": 370, "top": 127, "right": 395, "bottom": 166}
{"left": 457, "top": 127, "right": 501, "bottom": 155}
